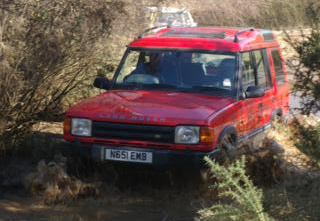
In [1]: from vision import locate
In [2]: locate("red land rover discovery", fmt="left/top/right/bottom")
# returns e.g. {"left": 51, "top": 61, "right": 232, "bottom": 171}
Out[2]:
{"left": 63, "top": 27, "right": 289, "bottom": 167}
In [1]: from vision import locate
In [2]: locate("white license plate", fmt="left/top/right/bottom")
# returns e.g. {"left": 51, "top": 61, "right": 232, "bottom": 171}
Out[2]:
{"left": 105, "top": 149, "right": 153, "bottom": 164}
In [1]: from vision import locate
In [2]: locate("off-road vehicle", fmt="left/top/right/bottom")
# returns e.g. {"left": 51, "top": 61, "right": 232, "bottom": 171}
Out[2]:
{"left": 64, "top": 27, "right": 289, "bottom": 167}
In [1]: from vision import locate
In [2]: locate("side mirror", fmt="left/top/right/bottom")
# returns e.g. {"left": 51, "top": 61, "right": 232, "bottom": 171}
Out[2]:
{"left": 93, "top": 76, "right": 110, "bottom": 90}
{"left": 245, "top": 85, "right": 265, "bottom": 98}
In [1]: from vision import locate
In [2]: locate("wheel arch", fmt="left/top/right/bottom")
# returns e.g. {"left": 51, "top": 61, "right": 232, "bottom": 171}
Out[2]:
{"left": 271, "top": 107, "right": 284, "bottom": 123}
{"left": 272, "top": 108, "right": 283, "bottom": 118}
{"left": 217, "top": 125, "right": 238, "bottom": 146}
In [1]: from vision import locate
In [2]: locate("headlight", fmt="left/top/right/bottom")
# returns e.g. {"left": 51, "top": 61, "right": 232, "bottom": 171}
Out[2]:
{"left": 175, "top": 126, "right": 200, "bottom": 144}
{"left": 71, "top": 118, "right": 92, "bottom": 136}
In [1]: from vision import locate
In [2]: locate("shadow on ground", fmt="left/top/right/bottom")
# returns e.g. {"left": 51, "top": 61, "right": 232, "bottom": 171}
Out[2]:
{"left": 0, "top": 130, "right": 210, "bottom": 221}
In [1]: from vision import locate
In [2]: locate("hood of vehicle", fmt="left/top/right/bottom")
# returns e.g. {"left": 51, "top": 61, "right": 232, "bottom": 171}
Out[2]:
{"left": 67, "top": 90, "right": 236, "bottom": 126}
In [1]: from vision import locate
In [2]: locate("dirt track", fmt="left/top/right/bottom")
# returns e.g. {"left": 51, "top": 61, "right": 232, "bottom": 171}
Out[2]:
{"left": 0, "top": 193, "right": 199, "bottom": 221}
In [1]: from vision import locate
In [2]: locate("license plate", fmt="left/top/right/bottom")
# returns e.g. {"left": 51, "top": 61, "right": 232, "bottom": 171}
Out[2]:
{"left": 105, "top": 149, "right": 153, "bottom": 164}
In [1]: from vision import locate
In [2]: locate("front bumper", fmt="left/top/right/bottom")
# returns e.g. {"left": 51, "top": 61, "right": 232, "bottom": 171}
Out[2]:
{"left": 68, "top": 140, "right": 220, "bottom": 168}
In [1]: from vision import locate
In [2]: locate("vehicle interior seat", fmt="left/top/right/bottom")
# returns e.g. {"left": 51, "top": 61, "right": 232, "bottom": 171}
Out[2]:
{"left": 180, "top": 62, "right": 205, "bottom": 86}
{"left": 216, "top": 58, "right": 236, "bottom": 88}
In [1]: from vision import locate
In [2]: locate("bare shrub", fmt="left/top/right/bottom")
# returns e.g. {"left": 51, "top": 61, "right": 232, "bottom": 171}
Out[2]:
{"left": 0, "top": 0, "right": 125, "bottom": 152}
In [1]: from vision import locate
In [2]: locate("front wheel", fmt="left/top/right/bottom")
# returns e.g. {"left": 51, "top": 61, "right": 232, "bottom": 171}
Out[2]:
{"left": 217, "top": 132, "right": 238, "bottom": 166}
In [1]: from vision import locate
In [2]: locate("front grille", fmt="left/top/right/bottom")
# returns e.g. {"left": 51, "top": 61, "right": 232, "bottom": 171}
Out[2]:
{"left": 92, "top": 121, "right": 175, "bottom": 143}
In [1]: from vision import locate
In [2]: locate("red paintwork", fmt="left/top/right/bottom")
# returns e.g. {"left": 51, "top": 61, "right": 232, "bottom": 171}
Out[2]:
{"left": 64, "top": 26, "right": 289, "bottom": 153}
{"left": 64, "top": 90, "right": 236, "bottom": 151}
{"left": 66, "top": 90, "right": 236, "bottom": 125}
{"left": 130, "top": 27, "right": 279, "bottom": 52}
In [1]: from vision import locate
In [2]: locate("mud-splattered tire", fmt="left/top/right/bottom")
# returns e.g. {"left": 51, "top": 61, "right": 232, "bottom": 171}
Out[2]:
{"left": 217, "top": 132, "right": 238, "bottom": 166}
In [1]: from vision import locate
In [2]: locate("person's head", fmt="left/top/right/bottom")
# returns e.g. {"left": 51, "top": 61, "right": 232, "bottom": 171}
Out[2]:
{"left": 149, "top": 53, "right": 161, "bottom": 64}
{"left": 147, "top": 52, "right": 161, "bottom": 72}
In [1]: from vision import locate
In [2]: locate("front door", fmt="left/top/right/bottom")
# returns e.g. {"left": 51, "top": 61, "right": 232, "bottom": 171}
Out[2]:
{"left": 238, "top": 49, "right": 274, "bottom": 138}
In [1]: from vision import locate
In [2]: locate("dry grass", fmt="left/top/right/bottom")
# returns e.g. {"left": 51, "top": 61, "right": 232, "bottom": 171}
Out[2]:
{"left": 268, "top": 116, "right": 320, "bottom": 173}
{"left": 24, "top": 156, "right": 99, "bottom": 204}
{"left": 160, "top": 0, "right": 312, "bottom": 28}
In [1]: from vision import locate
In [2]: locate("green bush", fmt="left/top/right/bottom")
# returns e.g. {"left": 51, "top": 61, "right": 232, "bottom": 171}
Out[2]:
{"left": 287, "top": 2, "right": 320, "bottom": 114}
{"left": 199, "top": 156, "right": 274, "bottom": 221}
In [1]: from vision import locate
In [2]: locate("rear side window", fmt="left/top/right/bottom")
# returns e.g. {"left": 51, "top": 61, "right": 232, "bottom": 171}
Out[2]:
{"left": 271, "top": 49, "right": 285, "bottom": 85}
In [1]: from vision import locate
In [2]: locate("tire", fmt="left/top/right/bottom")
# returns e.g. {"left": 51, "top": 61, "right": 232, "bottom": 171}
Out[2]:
{"left": 217, "top": 132, "right": 238, "bottom": 166}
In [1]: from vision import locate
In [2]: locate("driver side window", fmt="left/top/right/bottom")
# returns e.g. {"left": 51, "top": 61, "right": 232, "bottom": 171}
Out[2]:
{"left": 116, "top": 51, "right": 140, "bottom": 83}
{"left": 241, "top": 52, "right": 255, "bottom": 91}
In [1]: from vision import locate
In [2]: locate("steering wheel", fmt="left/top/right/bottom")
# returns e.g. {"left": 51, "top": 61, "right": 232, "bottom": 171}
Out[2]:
{"left": 124, "top": 74, "right": 160, "bottom": 84}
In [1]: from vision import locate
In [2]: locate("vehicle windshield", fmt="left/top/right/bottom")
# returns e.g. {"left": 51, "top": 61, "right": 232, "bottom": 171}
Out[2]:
{"left": 112, "top": 49, "right": 237, "bottom": 96}
{"left": 158, "top": 12, "right": 185, "bottom": 26}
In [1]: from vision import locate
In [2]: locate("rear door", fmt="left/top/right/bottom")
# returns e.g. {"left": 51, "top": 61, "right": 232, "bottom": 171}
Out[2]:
{"left": 269, "top": 48, "right": 289, "bottom": 116}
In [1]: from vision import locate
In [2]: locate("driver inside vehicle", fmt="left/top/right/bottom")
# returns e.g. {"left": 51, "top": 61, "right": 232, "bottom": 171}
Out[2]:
{"left": 144, "top": 52, "right": 162, "bottom": 75}
{"left": 124, "top": 52, "right": 162, "bottom": 84}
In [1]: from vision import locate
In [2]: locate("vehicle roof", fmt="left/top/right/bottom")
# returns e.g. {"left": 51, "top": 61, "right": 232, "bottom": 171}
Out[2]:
{"left": 129, "top": 27, "right": 279, "bottom": 52}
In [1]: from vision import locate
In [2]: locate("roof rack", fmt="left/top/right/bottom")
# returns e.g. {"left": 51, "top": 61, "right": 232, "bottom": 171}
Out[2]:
{"left": 164, "top": 29, "right": 226, "bottom": 39}
{"left": 138, "top": 25, "right": 170, "bottom": 39}
{"left": 234, "top": 28, "right": 255, "bottom": 42}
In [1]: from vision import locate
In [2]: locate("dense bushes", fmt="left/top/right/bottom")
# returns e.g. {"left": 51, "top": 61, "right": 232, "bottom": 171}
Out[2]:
{"left": 0, "top": 0, "right": 124, "bottom": 152}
